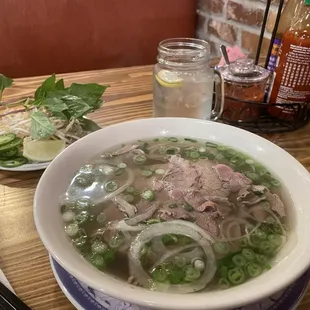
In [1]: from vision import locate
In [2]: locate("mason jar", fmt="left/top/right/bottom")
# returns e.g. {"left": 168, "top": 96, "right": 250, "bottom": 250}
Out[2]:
{"left": 153, "top": 38, "right": 224, "bottom": 120}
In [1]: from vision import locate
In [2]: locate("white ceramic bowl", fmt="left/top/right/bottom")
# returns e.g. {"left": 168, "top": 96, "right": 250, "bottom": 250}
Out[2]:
{"left": 34, "top": 118, "right": 310, "bottom": 310}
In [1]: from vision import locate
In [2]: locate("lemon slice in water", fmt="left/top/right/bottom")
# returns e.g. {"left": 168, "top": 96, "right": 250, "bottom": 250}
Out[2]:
{"left": 155, "top": 70, "right": 183, "bottom": 88}
{"left": 23, "top": 139, "right": 66, "bottom": 162}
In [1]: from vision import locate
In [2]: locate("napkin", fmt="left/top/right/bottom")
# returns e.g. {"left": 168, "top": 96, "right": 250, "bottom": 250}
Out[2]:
{"left": 0, "top": 268, "right": 15, "bottom": 293}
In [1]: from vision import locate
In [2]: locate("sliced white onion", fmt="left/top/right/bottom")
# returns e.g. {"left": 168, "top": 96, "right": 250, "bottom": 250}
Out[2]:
{"left": 128, "top": 220, "right": 216, "bottom": 294}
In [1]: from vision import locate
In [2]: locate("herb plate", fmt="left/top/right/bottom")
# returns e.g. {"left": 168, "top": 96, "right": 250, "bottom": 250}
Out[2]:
{"left": 50, "top": 256, "right": 310, "bottom": 310}
{"left": 0, "top": 161, "right": 50, "bottom": 171}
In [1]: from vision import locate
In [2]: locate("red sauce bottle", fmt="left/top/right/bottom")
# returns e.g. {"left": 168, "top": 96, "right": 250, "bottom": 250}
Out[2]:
{"left": 269, "top": 0, "right": 310, "bottom": 116}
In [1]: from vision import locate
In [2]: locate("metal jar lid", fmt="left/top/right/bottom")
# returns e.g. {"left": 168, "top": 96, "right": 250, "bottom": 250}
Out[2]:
{"left": 218, "top": 58, "right": 270, "bottom": 84}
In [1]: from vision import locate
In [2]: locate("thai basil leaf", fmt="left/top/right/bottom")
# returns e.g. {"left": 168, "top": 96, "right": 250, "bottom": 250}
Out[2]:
{"left": 30, "top": 111, "right": 56, "bottom": 139}
{"left": 61, "top": 95, "right": 92, "bottom": 118}
{"left": 80, "top": 118, "right": 101, "bottom": 132}
{"left": 34, "top": 74, "right": 57, "bottom": 101}
{"left": 0, "top": 74, "right": 13, "bottom": 101}
{"left": 55, "top": 78, "right": 65, "bottom": 90}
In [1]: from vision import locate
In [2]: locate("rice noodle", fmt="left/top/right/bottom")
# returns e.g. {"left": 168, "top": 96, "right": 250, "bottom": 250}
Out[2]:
{"left": 128, "top": 220, "right": 216, "bottom": 294}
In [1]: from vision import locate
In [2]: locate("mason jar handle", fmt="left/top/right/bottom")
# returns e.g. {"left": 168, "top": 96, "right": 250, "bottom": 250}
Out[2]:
{"left": 211, "top": 69, "right": 225, "bottom": 121}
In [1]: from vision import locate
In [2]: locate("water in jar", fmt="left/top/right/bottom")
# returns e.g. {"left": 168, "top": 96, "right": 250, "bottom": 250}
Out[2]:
{"left": 153, "top": 68, "right": 214, "bottom": 119}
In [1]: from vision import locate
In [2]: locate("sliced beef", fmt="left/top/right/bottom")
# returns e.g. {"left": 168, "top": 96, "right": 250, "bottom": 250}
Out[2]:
{"left": 157, "top": 208, "right": 194, "bottom": 222}
{"left": 213, "top": 164, "right": 252, "bottom": 193}
{"left": 193, "top": 160, "right": 230, "bottom": 197}
{"left": 265, "top": 192, "right": 286, "bottom": 217}
{"left": 193, "top": 211, "right": 220, "bottom": 237}
{"left": 164, "top": 156, "right": 200, "bottom": 189}
{"left": 237, "top": 184, "right": 286, "bottom": 217}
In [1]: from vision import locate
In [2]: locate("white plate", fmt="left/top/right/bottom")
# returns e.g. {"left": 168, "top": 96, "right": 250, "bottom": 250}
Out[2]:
{"left": 0, "top": 161, "right": 51, "bottom": 172}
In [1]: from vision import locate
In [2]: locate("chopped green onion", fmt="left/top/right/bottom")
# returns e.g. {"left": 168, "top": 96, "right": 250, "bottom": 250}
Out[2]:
{"left": 189, "top": 151, "right": 200, "bottom": 159}
{"left": 105, "top": 181, "right": 118, "bottom": 192}
{"left": 217, "top": 145, "right": 227, "bottom": 152}
{"left": 184, "top": 138, "right": 197, "bottom": 143}
{"left": 184, "top": 266, "right": 201, "bottom": 282}
{"left": 133, "top": 155, "right": 147, "bottom": 164}
{"left": 153, "top": 138, "right": 160, "bottom": 142}
{"left": 155, "top": 169, "right": 166, "bottom": 175}
{"left": 269, "top": 223, "right": 283, "bottom": 235}
{"left": 207, "top": 153, "right": 216, "bottom": 160}
{"left": 97, "top": 213, "right": 107, "bottom": 225}
{"left": 255, "top": 254, "right": 268, "bottom": 265}
{"left": 146, "top": 218, "right": 161, "bottom": 225}
{"left": 125, "top": 187, "right": 135, "bottom": 194}
{"left": 270, "top": 178, "right": 281, "bottom": 188}
{"left": 219, "top": 265, "right": 229, "bottom": 278}
{"left": 90, "top": 254, "right": 106, "bottom": 269}
{"left": 74, "top": 211, "right": 90, "bottom": 225}
{"left": 206, "top": 142, "right": 217, "bottom": 148}
{"left": 62, "top": 211, "right": 75, "bottom": 222}
{"left": 103, "top": 248, "right": 115, "bottom": 264}
{"left": 183, "top": 204, "right": 193, "bottom": 211}
{"left": 141, "top": 190, "right": 155, "bottom": 201}
{"left": 140, "top": 169, "right": 153, "bottom": 177}
{"left": 115, "top": 168, "right": 125, "bottom": 176}
{"left": 91, "top": 241, "right": 108, "bottom": 254}
{"left": 213, "top": 242, "right": 230, "bottom": 255}
{"left": 219, "top": 278, "right": 230, "bottom": 289}
{"left": 124, "top": 194, "right": 135, "bottom": 203}
{"left": 242, "top": 248, "right": 255, "bottom": 261}
{"left": 245, "top": 159, "right": 255, "bottom": 165}
{"left": 246, "top": 262, "right": 263, "bottom": 277}
{"left": 193, "top": 259, "right": 205, "bottom": 271}
{"left": 253, "top": 229, "right": 267, "bottom": 240}
{"left": 168, "top": 137, "right": 178, "bottom": 142}
{"left": 267, "top": 234, "right": 282, "bottom": 247}
{"left": 259, "top": 240, "right": 275, "bottom": 254}
{"left": 228, "top": 267, "right": 246, "bottom": 285}
{"left": 244, "top": 172, "right": 260, "bottom": 183}
{"left": 60, "top": 204, "right": 69, "bottom": 214}
{"left": 238, "top": 237, "right": 248, "bottom": 248}
{"left": 166, "top": 147, "right": 180, "bottom": 155}
{"left": 151, "top": 266, "right": 168, "bottom": 283}
{"left": 168, "top": 203, "right": 178, "bottom": 209}
{"left": 118, "top": 163, "right": 127, "bottom": 169}
{"left": 167, "top": 267, "right": 185, "bottom": 284}
{"left": 109, "top": 235, "right": 124, "bottom": 249}
{"left": 174, "top": 256, "right": 187, "bottom": 268}
{"left": 178, "top": 235, "right": 193, "bottom": 245}
{"left": 65, "top": 223, "right": 80, "bottom": 237}
{"left": 162, "top": 234, "right": 178, "bottom": 245}
{"left": 75, "top": 173, "right": 94, "bottom": 187}
{"left": 76, "top": 198, "right": 94, "bottom": 210}
{"left": 72, "top": 236, "right": 87, "bottom": 248}
{"left": 232, "top": 254, "right": 247, "bottom": 267}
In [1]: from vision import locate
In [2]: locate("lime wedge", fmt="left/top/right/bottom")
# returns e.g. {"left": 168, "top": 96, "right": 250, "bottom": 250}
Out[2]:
{"left": 23, "top": 139, "right": 66, "bottom": 162}
{"left": 155, "top": 70, "right": 183, "bottom": 88}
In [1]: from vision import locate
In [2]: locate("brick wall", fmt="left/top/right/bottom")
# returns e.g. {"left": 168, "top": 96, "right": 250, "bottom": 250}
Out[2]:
{"left": 197, "top": 0, "right": 282, "bottom": 57}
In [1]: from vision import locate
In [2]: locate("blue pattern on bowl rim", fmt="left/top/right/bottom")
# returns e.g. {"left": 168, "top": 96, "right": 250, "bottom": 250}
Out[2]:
{"left": 51, "top": 257, "right": 310, "bottom": 310}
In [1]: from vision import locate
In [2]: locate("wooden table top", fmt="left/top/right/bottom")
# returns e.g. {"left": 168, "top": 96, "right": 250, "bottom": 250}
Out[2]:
{"left": 0, "top": 65, "right": 310, "bottom": 310}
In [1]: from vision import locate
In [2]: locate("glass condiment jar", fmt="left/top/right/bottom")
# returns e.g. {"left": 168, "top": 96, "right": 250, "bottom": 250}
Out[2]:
{"left": 153, "top": 38, "right": 224, "bottom": 120}
{"left": 218, "top": 58, "right": 270, "bottom": 122}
